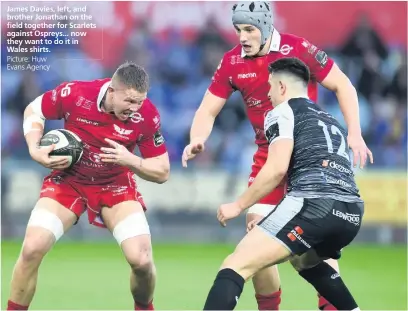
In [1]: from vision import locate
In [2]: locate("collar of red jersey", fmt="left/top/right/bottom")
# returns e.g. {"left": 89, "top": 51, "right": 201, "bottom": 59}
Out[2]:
{"left": 241, "top": 30, "right": 281, "bottom": 58}
{"left": 96, "top": 81, "right": 111, "bottom": 111}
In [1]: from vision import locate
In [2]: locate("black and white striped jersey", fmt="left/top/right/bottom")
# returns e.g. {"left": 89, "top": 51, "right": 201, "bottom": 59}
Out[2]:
{"left": 264, "top": 97, "right": 362, "bottom": 203}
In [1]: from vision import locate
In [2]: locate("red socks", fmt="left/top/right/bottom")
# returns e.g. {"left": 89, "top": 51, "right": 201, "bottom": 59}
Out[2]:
{"left": 7, "top": 300, "right": 28, "bottom": 311}
{"left": 255, "top": 289, "right": 282, "bottom": 310}
{"left": 318, "top": 294, "right": 337, "bottom": 310}
{"left": 134, "top": 300, "right": 154, "bottom": 310}
{"left": 254, "top": 290, "right": 336, "bottom": 311}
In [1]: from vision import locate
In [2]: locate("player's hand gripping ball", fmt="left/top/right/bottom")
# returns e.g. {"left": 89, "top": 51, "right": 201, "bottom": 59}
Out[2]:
{"left": 99, "top": 138, "right": 134, "bottom": 166}
{"left": 38, "top": 129, "right": 83, "bottom": 170}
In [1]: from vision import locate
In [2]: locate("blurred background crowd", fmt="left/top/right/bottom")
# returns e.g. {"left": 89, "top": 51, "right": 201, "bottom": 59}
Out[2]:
{"left": 2, "top": 1, "right": 407, "bottom": 170}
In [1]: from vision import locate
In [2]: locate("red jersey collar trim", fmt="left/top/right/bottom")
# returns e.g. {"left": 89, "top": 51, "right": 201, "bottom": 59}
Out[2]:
{"left": 97, "top": 81, "right": 111, "bottom": 111}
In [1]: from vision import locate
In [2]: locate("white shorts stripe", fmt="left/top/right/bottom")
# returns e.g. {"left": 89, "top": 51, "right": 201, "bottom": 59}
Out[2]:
{"left": 247, "top": 203, "right": 276, "bottom": 217}
{"left": 258, "top": 196, "right": 304, "bottom": 235}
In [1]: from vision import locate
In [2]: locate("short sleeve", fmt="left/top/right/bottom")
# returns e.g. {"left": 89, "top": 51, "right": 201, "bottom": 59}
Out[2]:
{"left": 137, "top": 108, "right": 167, "bottom": 158}
{"left": 264, "top": 103, "right": 295, "bottom": 145}
{"left": 208, "top": 55, "right": 235, "bottom": 99}
{"left": 297, "top": 39, "right": 334, "bottom": 83}
{"left": 39, "top": 82, "right": 77, "bottom": 119}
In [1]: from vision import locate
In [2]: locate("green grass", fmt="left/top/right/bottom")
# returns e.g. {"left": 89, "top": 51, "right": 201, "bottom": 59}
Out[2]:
{"left": 2, "top": 242, "right": 407, "bottom": 310}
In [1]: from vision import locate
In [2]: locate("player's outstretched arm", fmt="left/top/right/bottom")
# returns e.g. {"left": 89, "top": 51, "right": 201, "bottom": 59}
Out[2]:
{"left": 299, "top": 40, "right": 373, "bottom": 168}
{"left": 320, "top": 64, "right": 360, "bottom": 135}
{"left": 320, "top": 64, "right": 373, "bottom": 168}
{"left": 237, "top": 139, "right": 293, "bottom": 210}
{"left": 217, "top": 140, "right": 293, "bottom": 226}
{"left": 190, "top": 90, "right": 227, "bottom": 143}
{"left": 217, "top": 107, "right": 294, "bottom": 226}
{"left": 182, "top": 90, "right": 227, "bottom": 167}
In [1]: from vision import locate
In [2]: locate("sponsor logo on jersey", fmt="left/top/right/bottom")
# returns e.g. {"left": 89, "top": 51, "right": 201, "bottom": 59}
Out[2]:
{"left": 114, "top": 124, "right": 133, "bottom": 135}
{"left": 81, "top": 151, "right": 107, "bottom": 168}
{"left": 231, "top": 55, "right": 244, "bottom": 65}
{"left": 51, "top": 89, "right": 57, "bottom": 104}
{"left": 280, "top": 44, "right": 293, "bottom": 55}
{"left": 153, "top": 130, "right": 165, "bottom": 147}
{"left": 89, "top": 152, "right": 101, "bottom": 164}
{"left": 247, "top": 97, "right": 262, "bottom": 107}
{"left": 113, "top": 124, "right": 133, "bottom": 140}
{"left": 326, "top": 175, "right": 353, "bottom": 188}
{"left": 238, "top": 72, "right": 257, "bottom": 79}
{"left": 332, "top": 209, "right": 360, "bottom": 226}
{"left": 130, "top": 112, "right": 144, "bottom": 124}
{"left": 322, "top": 160, "right": 353, "bottom": 175}
{"left": 75, "top": 96, "right": 93, "bottom": 110}
{"left": 76, "top": 117, "right": 99, "bottom": 126}
{"left": 315, "top": 50, "right": 328, "bottom": 67}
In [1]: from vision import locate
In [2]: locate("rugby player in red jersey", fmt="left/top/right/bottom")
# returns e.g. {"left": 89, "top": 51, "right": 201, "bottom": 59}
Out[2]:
{"left": 7, "top": 62, "right": 169, "bottom": 311}
{"left": 182, "top": 2, "right": 372, "bottom": 310}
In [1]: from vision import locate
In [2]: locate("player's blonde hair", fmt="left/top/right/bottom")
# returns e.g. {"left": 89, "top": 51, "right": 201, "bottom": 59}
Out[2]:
{"left": 112, "top": 61, "right": 150, "bottom": 93}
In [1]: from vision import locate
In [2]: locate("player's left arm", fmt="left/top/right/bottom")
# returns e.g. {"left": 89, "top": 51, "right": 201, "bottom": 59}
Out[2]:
{"left": 236, "top": 105, "right": 294, "bottom": 211}
{"left": 100, "top": 135, "right": 169, "bottom": 184}
{"left": 298, "top": 39, "right": 373, "bottom": 167}
{"left": 127, "top": 151, "right": 170, "bottom": 184}
{"left": 130, "top": 113, "right": 170, "bottom": 184}
{"left": 100, "top": 109, "right": 170, "bottom": 183}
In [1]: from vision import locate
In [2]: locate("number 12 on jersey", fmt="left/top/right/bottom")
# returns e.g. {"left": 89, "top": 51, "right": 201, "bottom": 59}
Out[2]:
{"left": 318, "top": 120, "right": 350, "bottom": 161}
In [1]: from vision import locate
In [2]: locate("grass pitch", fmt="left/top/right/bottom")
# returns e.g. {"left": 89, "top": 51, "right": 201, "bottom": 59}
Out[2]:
{"left": 2, "top": 242, "right": 407, "bottom": 310}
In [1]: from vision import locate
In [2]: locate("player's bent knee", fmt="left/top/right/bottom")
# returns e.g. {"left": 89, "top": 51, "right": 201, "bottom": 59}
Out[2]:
{"left": 113, "top": 212, "right": 151, "bottom": 245}
{"left": 122, "top": 236, "right": 154, "bottom": 274}
{"left": 20, "top": 228, "right": 56, "bottom": 264}
{"left": 27, "top": 208, "right": 64, "bottom": 242}
{"left": 128, "top": 251, "right": 154, "bottom": 275}
{"left": 290, "top": 251, "right": 323, "bottom": 272}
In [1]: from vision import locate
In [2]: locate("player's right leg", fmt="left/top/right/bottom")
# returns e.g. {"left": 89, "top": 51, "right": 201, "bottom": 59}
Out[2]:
{"left": 7, "top": 175, "right": 83, "bottom": 311}
{"left": 291, "top": 250, "right": 359, "bottom": 310}
{"left": 7, "top": 198, "right": 78, "bottom": 310}
{"left": 247, "top": 209, "right": 282, "bottom": 311}
{"left": 287, "top": 198, "right": 363, "bottom": 311}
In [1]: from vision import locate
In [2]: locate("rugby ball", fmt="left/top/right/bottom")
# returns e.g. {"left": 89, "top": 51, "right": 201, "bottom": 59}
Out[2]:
{"left": 39, "top": 129, "right": 83, "bottom": 169}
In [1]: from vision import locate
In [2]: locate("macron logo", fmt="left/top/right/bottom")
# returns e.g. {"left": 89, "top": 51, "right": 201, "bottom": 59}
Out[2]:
{"left": 238, "top": 73, "right": 256, "bottom": 79}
